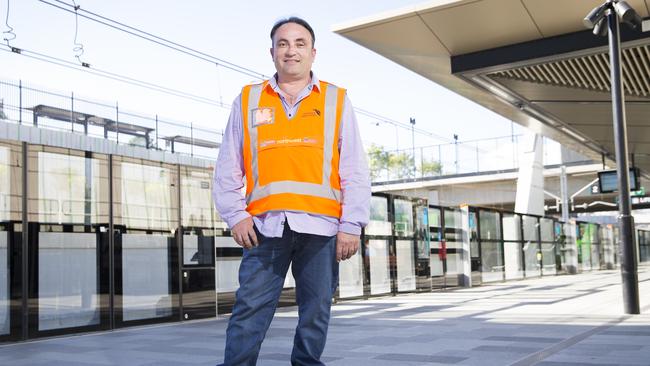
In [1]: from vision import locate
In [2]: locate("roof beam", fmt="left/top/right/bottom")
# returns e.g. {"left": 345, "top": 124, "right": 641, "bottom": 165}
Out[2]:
{"left": 451, "top": 25, "right": 650, "bottom": 75}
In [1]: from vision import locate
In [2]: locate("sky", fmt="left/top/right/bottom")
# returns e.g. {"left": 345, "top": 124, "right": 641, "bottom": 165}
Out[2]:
{"left": 0, "top": 0, "right": 526, "bottom": 154}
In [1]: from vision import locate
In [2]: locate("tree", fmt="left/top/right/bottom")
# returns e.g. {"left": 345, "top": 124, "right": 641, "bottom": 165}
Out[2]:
{"left": 389, "top": 151, "right": 414, "bottom": 179}
{"left": 367, "top": 144, "right": 390, "bottom": 181}
{"left": 367, "top": 145, "right": 443, "bottom": 181}
{"left": 421, "top": 159, "right": 443, "bottom": 176}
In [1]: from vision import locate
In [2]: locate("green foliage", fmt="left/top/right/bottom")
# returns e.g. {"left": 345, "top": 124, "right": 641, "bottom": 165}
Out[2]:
{"left": 367, "top": 144, "right": 390, "bottom": 180}
{"left": 421, "top": 159, "right": 443, "bottom": 176}
{"left": 367, "top": 144, "right": 443, "bottom": 181}
{"left": 389, "top": 151, "right": 414, "bottom": 179}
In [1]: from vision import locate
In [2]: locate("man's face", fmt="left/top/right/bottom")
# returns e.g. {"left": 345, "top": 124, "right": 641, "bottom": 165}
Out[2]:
{"left": 270, "top": 22, "right": 316, "bottom": 81}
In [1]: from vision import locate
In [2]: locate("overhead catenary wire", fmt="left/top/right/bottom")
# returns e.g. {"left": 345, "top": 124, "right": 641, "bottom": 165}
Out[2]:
{"left": 36, "top": 0, "right": 452, "bottom": 143}
{"left": 0, "top": 43, "right": 231, "bottom": 109}
{"left": 38, "top": 0, "right": 268, "bottom": 81}
{"left": 3, "top": 42, "right": 520, "bottom": 161}
{"left": 2, "top": 0, "right": 16, "bottom": 45}
{"left": 71, "top": 0, "right": 86, "bottom": 66}
{"left": 355, "top": 107, "right": 453, "bottom": 143}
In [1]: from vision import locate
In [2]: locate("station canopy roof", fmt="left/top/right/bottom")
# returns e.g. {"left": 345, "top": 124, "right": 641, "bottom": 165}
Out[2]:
{"left": 333, "top": 0, "right": 650, "bottom": 176}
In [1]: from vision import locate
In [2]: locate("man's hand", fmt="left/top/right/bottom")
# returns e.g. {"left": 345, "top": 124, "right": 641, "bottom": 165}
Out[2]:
{"left": 336, "top": 232, "right": 359, "bottom": 262}
{"left": 231, "top": 217, "right": 258, "bottom": 249}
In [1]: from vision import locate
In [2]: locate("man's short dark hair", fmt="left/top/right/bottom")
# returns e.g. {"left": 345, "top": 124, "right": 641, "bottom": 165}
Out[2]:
{"left": 270, "top": 17, "right": 315, "bottom": 47}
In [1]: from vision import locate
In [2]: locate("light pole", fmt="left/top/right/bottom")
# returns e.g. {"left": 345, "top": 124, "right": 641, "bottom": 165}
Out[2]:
{"left": 584, "top": 0, "right": 642, "bottom": 314}
{"left": 453, "top": 134, "right": 459, "bottom": 174}
{"left": 410, "top": 117, "right": 416, "bottom": 178}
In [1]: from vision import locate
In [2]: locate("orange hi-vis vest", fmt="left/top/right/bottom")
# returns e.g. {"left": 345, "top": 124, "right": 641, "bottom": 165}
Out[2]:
{"left": 241, "top": 80, "right": 346, "bottom": 218}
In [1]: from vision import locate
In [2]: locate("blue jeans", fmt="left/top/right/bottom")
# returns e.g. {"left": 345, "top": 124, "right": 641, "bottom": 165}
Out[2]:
{"left": 219, "top": 224, "right": 339, "bottom": 366}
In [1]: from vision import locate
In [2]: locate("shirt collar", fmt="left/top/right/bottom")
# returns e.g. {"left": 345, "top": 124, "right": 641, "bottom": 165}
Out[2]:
{"left": 266, "top": 72, "right": 321, "bottom": 94}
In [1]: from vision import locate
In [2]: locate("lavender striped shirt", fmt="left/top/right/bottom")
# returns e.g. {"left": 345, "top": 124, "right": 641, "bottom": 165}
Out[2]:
{"left": 212, "top": 74, "right": 370, "bottom": 238}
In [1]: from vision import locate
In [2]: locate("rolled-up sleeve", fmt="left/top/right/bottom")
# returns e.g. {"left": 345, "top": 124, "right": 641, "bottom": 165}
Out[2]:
{"left": 212, "top": 95, "right": 251, "bottom": 229}
{"left": 338, "top": 95, "right": 371, "bottom": 235}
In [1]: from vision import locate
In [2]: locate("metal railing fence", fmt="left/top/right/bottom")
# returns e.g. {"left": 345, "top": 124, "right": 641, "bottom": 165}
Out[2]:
{"left": 0, "top": 78, "right": 222, "bottom": 160}
{"left": 371, "top": 134, "right": 567, "bottom": 182}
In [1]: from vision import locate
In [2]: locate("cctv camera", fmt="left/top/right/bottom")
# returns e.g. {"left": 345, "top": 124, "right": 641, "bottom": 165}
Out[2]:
{"left": 593, "top": 17, "right": 609, "bottom": 37}
{"left": 584, "top": 3, "right": 608, "bottom": 28}
{"left": 614, "top": 1, "right": 643, "bottom": 29}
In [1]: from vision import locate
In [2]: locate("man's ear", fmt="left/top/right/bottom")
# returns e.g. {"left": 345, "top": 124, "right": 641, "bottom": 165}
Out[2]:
{"left": 270, "top": 47, "right": 274, "bottom": 58}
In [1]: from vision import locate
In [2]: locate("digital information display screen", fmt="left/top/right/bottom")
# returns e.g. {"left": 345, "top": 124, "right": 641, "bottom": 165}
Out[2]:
{"left": 598, "top": 168, "right": 639, "bottom": 193}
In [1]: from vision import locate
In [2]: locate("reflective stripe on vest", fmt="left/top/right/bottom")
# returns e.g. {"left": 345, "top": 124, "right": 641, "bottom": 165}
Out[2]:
{"left": 245, "top": 82, "right": 341, "bottom": 205}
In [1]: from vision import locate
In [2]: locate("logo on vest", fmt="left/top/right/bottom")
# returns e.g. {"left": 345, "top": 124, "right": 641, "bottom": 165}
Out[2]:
{"left": 258, "top": 137, "right": 320, "bottom": 149}
{"left": 300, "top": 108, "right": 321, "bottom": 118}
{"left": 252, "top": 107, "right": 275, "bottom": 127}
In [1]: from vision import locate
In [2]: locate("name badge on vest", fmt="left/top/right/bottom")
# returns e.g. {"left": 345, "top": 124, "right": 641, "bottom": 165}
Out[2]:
{"left": 252, "top": 107, "right": 275, "bottom": 127}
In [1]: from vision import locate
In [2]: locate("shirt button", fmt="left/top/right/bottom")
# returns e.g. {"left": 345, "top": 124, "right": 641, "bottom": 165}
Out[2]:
{"left": 289, "top": 114, "right": 292, "bottom": 117}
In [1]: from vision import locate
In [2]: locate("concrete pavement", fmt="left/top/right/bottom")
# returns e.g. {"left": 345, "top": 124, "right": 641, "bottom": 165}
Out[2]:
{"left": 1, "top": 265, "right": 649, "bottom": 365}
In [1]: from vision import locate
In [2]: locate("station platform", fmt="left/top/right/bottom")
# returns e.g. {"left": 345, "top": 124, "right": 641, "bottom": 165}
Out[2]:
{"left": 1, "top": 265, "right": 649, "bottom": 366}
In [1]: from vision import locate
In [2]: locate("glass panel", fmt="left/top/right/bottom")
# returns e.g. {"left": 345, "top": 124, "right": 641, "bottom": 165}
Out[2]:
{"left": 38, "top": 232, "right": 99, "bottom": 331}
{"left": 430, "top": 253, "right": 444, "bottom": 277}
{"left": 481, "top": 241, "right": 504, "bottom": 283}
{"left": 183, "top": 234, "right": 214, "bottom": 266}
{"left": 370, "top": 196, "right": 388, "bottom": 221}
{"left": 524, "top": 239, "right": 541, "bottom": 277}
{"left": 479, "top": 211, "right": 501, "bottom": 241}
{"left": 0, "top": 141, "right": 18, "bottom": 336}
{"left": 470, "top": 212, "right": 479, "bottom": 273}
{"left": 428, "top": 208, "right": 441, "bottom": 228}
{"left": 429, "top": 207, "right": 443, "bottom": 277}
{"left": 591, "top": 242, "right": 601, "bottom": 269}
{"left": 184, "top": 234, "right": 199, "bottom": 266}
{"left": 444, "top": 208, "right": 463, "bottom": 279}
{"left": 122, "top": 234, "right": 172, "bottom": 321}
{"left": 522, "top": 216, "right": 539, "bottom": 242}
{"left": 504, "top": 241, "right": 524, "bottom": 280}
{"left": 0, "top": 230, "right": 8, "bottom": 335}
{"left": 368, "top": 239, "right": 390, "bottom": 295}
{"left": 215, "top": 236, "right": 240, "bottom": 293}
{"left": 396, "top": 240, "right": 416, "bottom": 291}
{"left": 0, "top": 141, "right": 22, "bottom": 222}
{"left": 540, "top": 218, "right": 556, "bottom": 275}
{"left": 540, "top": 218, "right": 554, "bottom": 242}
{"left": 577, "top": 224, "right": 592, "bottom": 271}
{"left": 180, "top": 167, "right": 216, "bottom": 228}
{"left": 444, "top": 209, "right": 461, "bottom": 229}
{"left": 26, "top": 147, "right": 108, "bottom": 333}
{"left": 564, "top": 222, "right": 577, "bottom": 268}
{"left": 502, "top": 214, "right": 521, "bottom": 241}
{"left": 34, "top": 151, "right": 107, "bottom": 224}
{"left": 1, "top": 146, "right": 12, "bottom": 221}
{"left": 590, "top": 226, "right": 601, "bottom": 269}
{"left": 339, "top": 251, "right": 363, "bottom": 298}
{"left": 393, "top": 199, "right": 414, "bottom": 237}
{"left": 217, "top": 257, "right": 241, "bottom": 294}
{"left": 366, "top": 196, "right": 390, "bottom": 236}
{"left": 542, "top": 243, "right": 557, "bottom": 275}
{"left": 639, "top": 231, "right": 650, "bottom": 262}
{"left": 600, "top": 226, "right": 613, "bottom": 268}
{"left": 613, "top": 226, "right": 620, "bottom": 266}
{"left": 0, "top": 147, "right": 8, "bottom": 221}
{"left": 415, "top": 205, "right": 430, "bottom": 260}
{"left": 445, "top": 253, "right": 462, "bottom": 277}
{"left": 554, "top": 222, "right": 566, "bottom": 271}
{"left": 114, "top": 159, "right": 177, "bottom": 231}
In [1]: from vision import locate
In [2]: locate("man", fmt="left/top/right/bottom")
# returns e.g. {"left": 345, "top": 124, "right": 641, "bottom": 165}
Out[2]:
{"left": 212, "top": 17, "right": 370, "bottom": 366}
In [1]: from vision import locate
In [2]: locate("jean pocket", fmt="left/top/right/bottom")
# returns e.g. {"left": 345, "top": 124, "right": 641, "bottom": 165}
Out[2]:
{"left": 253, "top": 224, "right": 265, "bottom": 242}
